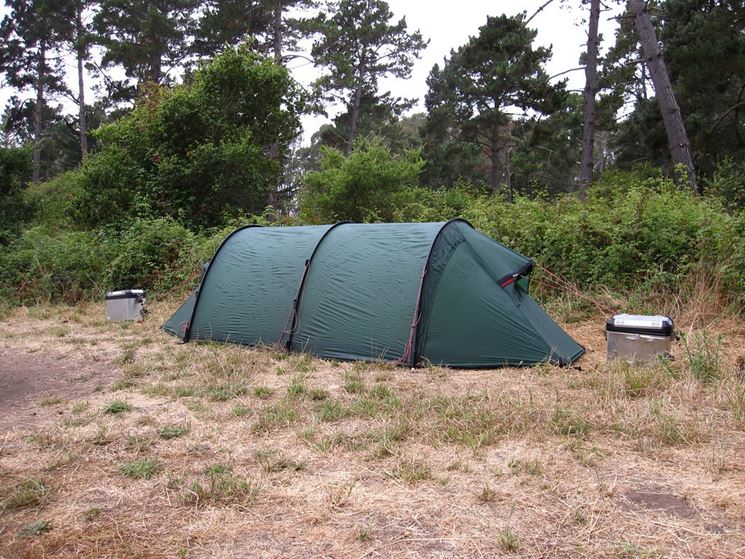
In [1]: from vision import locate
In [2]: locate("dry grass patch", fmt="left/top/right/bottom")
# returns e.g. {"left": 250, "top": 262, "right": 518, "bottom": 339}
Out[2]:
{"left": 2, "top": 301, "right": 745, "bottom": 557}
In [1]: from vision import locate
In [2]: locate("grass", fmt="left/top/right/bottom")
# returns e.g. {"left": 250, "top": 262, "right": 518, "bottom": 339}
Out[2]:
{"left": 508, "top": 457, "right": 542, "bottom": 476}
{"left": 158, "top": 424, "right": 189, "bottom": 440}
{"left": 388, "top": 457, "right": 431, "bottom": 484}
{"left": 342, "top": 370, "right": 365, "bottom": 394}
{"left": 231, "top": 404, "right": 251, "bottom": 417}
{"left": 2, "top": 478, "right": 52, "bottom": 510}
{"left": 184, "top": 469, "right": 261, "bottom": 508}
{"left": 119, "top": 458, "right": 161, "bottom": 479}
{"left": 680, "top": 330, "right": 722, "bottom": 384}
{"left": 252, "top": 400, "right": 299, "bottom": 432}
{"left": 2, "top": 301, "right": 744, "bottom": 557}
{"left": 253, "top": 386, "right": 274, "bottom": 399}
{"left": 551, "top": 406, "right": 590, "bottom": 437}
{"left": 103, "top": 400, "right": 132, "bottom": 414}
{"left": 317, "top": 399, "right": 349, "bottom": 422}
{"left": 255, "top": 450, "right": 306, "bottom": 473}
{"left": 39, "top": 395, "right": 65, "bottom": 407}
{"left": 499, "top": 527, "right": 520, "bottom": 552}
{"left": 17, "top": 519, "right": 53, "bottom": 537}
{"left": 207, "top": 383, "right": 246, "bottom": 401}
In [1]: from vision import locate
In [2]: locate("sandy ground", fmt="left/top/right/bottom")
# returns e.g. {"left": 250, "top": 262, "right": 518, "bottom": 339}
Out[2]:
{"left": 0, "top": 302, "right": 744, "bottom": 558}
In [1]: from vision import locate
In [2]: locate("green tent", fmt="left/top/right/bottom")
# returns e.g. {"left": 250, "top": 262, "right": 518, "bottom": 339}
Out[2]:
{"left": 164, "top": 220, "right": 584, "bottom": 367}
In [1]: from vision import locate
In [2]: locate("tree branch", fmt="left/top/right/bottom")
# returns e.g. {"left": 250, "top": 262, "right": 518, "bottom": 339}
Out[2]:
{"left": 708, "top": 100, "right": 745, "bottom": 137}
{"left": 548, "top": 66, "right": 585, "bottom": 80}
{"left": 525, "top": 0, "right": 556, "bottom": 26}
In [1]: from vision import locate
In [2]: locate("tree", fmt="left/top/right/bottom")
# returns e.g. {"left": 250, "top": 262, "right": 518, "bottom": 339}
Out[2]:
{"left": 0, "top": 0, "right": 70, "bottom": 182}
{"left": 658, "top": 0, "right": 745, "bottom": 175}
{"left": 423, "top": 14, "right": 563, "bottom": 197}
{"left": 192, "top": 0, "right": 268, "bottom": 57}
{"left": 628, "top": 0, "right": 696, "bottom": 190}
{"left": 70, "top": 0, "right": 93, "bottom": 157}
{"left": 0, "top": 145, "right": 33, "bottom": 243}
{"left": 71, "top": 46, "right": 306, "bottom": 229}
{"left": 309, "top": 0, "right": 427, "bottom": 154}
{"left": 300, "top": 137, "right": 424, "bottom": 223}
{"left": 93, "top": 0, "right": 202, "bottom": 100}
{"left": 580, "top": 0, "right": 600, "bottom": 200}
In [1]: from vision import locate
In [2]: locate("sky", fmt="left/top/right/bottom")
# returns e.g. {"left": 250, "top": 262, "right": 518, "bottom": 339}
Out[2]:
{"left": 0, "top": 0, "right": 622, "bottom": 144}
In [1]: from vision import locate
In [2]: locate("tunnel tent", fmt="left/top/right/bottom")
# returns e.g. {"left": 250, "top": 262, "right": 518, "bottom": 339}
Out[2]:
{"left": 163, "top": 220, "right": 584, "bottom": 368}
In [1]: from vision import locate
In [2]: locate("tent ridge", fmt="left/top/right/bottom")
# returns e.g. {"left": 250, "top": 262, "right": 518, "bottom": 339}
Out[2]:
{"left": 183, "top": 224, "right": 263, "bottom": 342}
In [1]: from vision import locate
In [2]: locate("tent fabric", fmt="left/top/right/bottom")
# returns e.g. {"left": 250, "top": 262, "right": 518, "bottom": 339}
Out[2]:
{"left": 164, "top": 220, "right": 584, "bottom": 367}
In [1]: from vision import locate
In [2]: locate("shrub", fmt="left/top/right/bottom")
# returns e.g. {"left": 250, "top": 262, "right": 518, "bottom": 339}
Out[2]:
{"left": 0, "top": 146, "right": 33, "bottom": 244}
{"left": 706, "top": 157, "right": 745, "bottom": 211}
{"left": 107, "top": 218, "right": 197, "bottom": 293}
{"left": 0, "top": 227, "right": 112, "bottom": 304}
{"left": 300, "top": 138, "right": 425, "bottom": 223}
{"left": 394, "top": 172, "right": 745, "bottom": 309}
{"left": 71, "top": 46, "right": 305, "bottom": 231}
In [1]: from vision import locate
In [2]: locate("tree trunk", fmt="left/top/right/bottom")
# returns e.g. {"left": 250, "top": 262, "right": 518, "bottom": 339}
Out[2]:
{"left": 579, "top": 0, "right": 600, "bottom": 201}
{"left": 505, "top": 146, "right": 513, "bottom": 203}
{"left": 489, "top": 126, "right": 500, "bottom": 194}
{"left": 628, "top": 0, "right": 697, "bottom": 191}
{"left": 272, "top": 1, "right": 282, "bottom": 63}
{"left": 346, "top": 81, "right": 364, "bottom": 155}
{"left": 76, "top": 3, "right": 88, "bottom": 158}
{"left": 266, "top": 1, "right": 283, "bottom": 209}
{"left": 150, "top": 48, "right": 162, "bottom": 83}
{"left": 33, "top": 43, "right": 46, "bottom": 184}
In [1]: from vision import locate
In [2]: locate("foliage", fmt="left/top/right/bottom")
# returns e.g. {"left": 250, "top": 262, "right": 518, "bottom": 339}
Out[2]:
{"left": 0, "top": 226, "right": 113, "bottom": 304}
{"left": 0, "top": 146, "right": 33, "bottom": 243}
{"left": 0, "top": 217, "right": 223, "bottom": 304}
{"left": 106, "top": 218, "right": 196, "bottom": 292}
{"left": 300, "top": 138, "right": 424, "bottom": 223}
{"left": 422, "top": 13, "right": 564, "bottom": 194}
{"left": 604, "top": 0, "right": 745, "bottom": 177}
{"left": 705, "top": 157, "right": 745, "bottom": 211}
{"left": 70, "top": 46, "right": 305, "bottom": 230}
{"left": 308, "top": 0, "right": 427, "bottom": 151}
{"left": 395, "top": 172, "right": 745, "bottom": 310}
{"left": 93, "top": 0, "right": 201, "bottom": 97}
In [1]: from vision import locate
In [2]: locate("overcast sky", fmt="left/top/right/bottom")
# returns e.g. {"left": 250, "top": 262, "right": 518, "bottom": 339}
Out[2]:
{"left": 1, "top": 0, "right": 622, "bottom": 143}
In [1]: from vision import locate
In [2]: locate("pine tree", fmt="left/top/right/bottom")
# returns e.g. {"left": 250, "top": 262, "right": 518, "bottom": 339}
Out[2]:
{"left": 0, "top": 0, "right": 70, "bottom": 182}
{"left": 309, "top": 0, "right": 427, "bottom": 155}
{"left": 423, "top": 14, "right": 563, "bottom": 197}
{"left": 93, "top": 0, "right": 202, "bottom": 99}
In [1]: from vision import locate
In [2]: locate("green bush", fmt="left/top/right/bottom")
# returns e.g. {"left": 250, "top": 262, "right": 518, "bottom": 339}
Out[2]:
{"left": 107, "top": 218, "right": 198, "bottom": 293}
{"left": 0, "top": 146, "right": 33, "bottom": 244}
{"left": 0, "top": 227, "right": 113, "bottom": 304}
{"left": 395, "top": 173, "right": 745, "bottom": 310}
{"left": 0, "top": 219, "right": 218, "bottom": 304}
{"left": 23, "top": 170, "right": 83, "bottom": 229}
{"left": 70, "top": 46, "right": 305, "bottom": 231}
{"left": 705, "top": 157, "right": 745, "bottom": 211}
{"left": 300, "top": 138, "right": 425, "bottom": 223}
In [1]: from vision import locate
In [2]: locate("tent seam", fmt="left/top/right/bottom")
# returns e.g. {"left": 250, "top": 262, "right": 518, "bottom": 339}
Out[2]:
{"left": 280, "top": 221, "right": 353, "bottom": 352}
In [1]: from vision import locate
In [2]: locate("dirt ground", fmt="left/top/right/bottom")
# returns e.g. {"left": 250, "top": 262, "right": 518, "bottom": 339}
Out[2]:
{"left": 1, "top": 301, "right": 744, "bottom": 558}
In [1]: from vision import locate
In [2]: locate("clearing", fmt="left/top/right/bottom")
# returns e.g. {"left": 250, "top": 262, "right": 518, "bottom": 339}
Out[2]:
{"left": 0, "top": 301, "right": 744, "bottom": 558}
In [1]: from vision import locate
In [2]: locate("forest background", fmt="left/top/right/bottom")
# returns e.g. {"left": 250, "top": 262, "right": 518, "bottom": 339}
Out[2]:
{"left": 0, "top": 0, "right": 743, "bottom": 315}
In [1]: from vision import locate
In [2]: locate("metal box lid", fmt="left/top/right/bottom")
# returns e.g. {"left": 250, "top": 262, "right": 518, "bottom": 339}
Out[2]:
{"left": 606, "top": 314, "right": 673, "bottom": 335}
{"left": 106, "top": 289, "right": 146, "bottom": 300}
